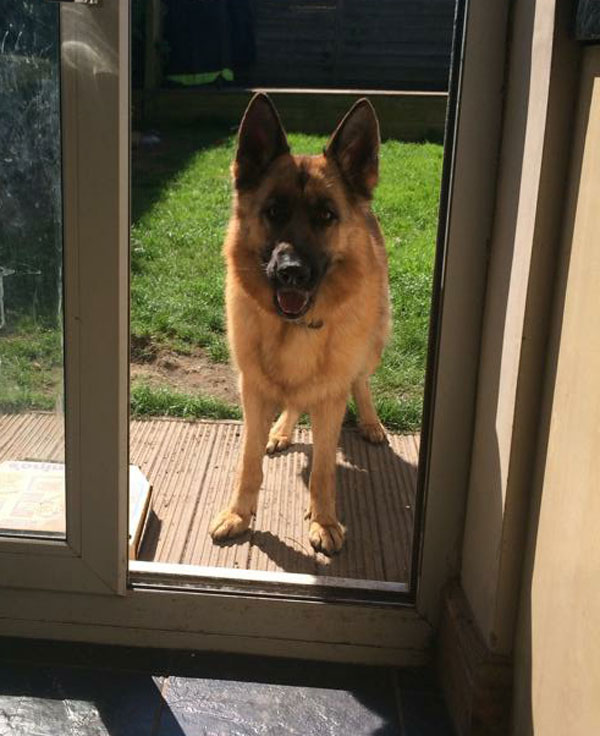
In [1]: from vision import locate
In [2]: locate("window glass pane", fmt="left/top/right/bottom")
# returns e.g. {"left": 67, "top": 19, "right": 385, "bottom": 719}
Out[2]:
{"left": 128, "top": 0, "right": 453, "bottom": 592}
{"left": 0, "top": 1, "right": 65, "bottom": 538}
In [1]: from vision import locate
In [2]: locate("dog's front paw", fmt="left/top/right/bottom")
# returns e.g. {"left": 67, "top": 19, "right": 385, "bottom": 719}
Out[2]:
{"left": 209, "top": 509, "right": 251, "bottom": 541}
{"left": 309, "top": 520, "right": 346, "bottom": 556}
{"left": 266, "top": 431, "right": 292, "bottom": 454}
{"left": 359, "top": 421, "right": 387, "bottom": 444}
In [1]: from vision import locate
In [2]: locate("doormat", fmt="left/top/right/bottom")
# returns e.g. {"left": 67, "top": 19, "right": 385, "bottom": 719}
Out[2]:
{"left": 0, "top": 461, "right": 152, "bottom": 559}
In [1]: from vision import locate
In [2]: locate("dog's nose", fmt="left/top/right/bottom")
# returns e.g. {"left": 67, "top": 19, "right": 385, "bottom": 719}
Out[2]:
{"left": 277, "top": 257, "right": 311, "bottom": 289}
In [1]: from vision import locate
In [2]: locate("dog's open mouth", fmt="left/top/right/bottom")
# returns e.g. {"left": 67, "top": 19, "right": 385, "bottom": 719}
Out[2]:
{"left": 275, "top": 288, "right": 311, "bottom": 319}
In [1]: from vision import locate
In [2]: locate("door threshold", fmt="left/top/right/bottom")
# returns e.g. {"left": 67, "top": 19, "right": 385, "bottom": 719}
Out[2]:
{"left": 130, "top": 559, "right": 411, "bottom": 604}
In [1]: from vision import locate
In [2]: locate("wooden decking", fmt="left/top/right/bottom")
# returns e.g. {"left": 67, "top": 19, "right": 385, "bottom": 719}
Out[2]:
{"left": 0, "top": 413, "right": 419, "bottom": 585}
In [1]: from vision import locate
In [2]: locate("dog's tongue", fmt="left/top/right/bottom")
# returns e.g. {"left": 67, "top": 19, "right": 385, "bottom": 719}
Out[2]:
{"left": 277, "top": 289, "right": 309, "bottom": 316}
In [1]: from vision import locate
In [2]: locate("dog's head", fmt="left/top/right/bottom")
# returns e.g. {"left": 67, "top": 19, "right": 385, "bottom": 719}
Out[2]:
{"left": 228, "top": 93, "right": 380, "bottom": 322}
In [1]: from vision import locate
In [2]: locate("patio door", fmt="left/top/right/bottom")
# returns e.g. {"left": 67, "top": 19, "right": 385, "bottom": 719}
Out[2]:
{"left": 0, "top": 0, "right": 128, "bottom": 594}
{"left": 0, "top": 0, "right": 508, "bottom": 665}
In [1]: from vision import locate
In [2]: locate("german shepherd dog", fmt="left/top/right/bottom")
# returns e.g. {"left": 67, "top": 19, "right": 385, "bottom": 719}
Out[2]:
{"left": 209, "top": 94, "right": 390, "bottom": 555}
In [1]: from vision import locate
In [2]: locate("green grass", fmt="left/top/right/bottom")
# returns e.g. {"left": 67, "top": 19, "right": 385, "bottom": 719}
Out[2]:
{"left": 131, "top": 125, "right": 235, "bottom": 362}
{"left": 369, "top": 139, "right": 443, "bottom": 427}
{"left": 166, "top": 69, "right": 234, "bottom": 86}
{"left": 0, "top": 320, "right": 62, "bottom": 413}
{"left": 4, "top": 124, "right": 442, "bottom": 432}
{"left": 131, "top": 384, "right": 241, "bottom": 421}
{"left": 131, "top": 126, "right": 443, "bottom": 430}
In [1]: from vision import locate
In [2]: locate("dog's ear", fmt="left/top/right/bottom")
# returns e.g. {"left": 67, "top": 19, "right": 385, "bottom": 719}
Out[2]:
{"left": 325, "top": 99, "right": 380, "bottom": 198}
{"left": 233, "top": 93, "right": 290, "bottom": 190}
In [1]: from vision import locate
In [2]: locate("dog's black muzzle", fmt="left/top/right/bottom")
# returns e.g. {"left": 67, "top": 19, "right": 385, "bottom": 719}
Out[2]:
{"left": 265, "top": 242, "right": 323, "bottom": 320}
{"left": 275, "top": 251, "right": 311, "bottom": 290}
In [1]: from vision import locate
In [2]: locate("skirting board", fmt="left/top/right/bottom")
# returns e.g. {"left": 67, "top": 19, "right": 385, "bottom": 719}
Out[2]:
{"left": 436, "top": 583, "right": 513, "bottom": 735}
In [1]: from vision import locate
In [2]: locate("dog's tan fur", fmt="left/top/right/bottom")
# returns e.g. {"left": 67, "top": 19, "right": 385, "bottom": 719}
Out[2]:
{"left": 209, "top": 94, "right": 390, "bottom": 554}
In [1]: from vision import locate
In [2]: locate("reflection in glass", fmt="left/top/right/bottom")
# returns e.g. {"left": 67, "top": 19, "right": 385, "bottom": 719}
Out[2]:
{"left": 0, "top": 2, "right": 65, "bottom": 537}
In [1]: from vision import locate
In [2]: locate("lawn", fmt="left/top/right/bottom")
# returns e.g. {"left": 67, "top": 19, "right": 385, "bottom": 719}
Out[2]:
{"left": 0, "top": 123, "right": 443, "bottom": 432}
{"left": 0, "top": 320, "right": 62, "bottom": 413}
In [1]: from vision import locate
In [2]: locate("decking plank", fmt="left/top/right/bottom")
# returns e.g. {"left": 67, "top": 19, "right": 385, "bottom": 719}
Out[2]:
{"left": 323, "top": 429, "right": 387, "bottom": 580}
{"left": 139, "top": 419, "right": 193, "bottom": 562}
{"left": 0, "top": 413, "right": 64, "bottom": 462}
{"left": 185, "top": 423, "right": 251, "bottom": 571}
{"left": 250, "top": 428, "right": 316, "bottom": 575}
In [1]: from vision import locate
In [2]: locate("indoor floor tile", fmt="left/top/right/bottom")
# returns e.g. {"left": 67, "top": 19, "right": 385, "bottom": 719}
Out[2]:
{"left": 0, "top": 638, "right": 455, "bottom": 736}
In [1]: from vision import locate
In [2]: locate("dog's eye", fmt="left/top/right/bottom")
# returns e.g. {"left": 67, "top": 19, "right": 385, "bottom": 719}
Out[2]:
{"left": 265, "top": 202, "right": 286, "bottom": 223}
{"left": 319, "top": 207, "right": 337, "bottom": 225}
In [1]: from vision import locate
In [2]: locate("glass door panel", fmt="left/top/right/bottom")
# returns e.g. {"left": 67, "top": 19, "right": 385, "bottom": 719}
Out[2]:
{"left": 0, "top": 1, "right": 65, "bottom": 538}
{"left": 128, "top": 1, "right": 456, "bottom": 598}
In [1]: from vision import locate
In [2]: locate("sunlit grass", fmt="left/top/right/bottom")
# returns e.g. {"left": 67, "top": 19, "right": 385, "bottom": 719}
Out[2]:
{"left": 0, "top": 321, "right": 62, "bottom": 412}
{"left": 131, "top": 383, "right": 241, "bottom": 421}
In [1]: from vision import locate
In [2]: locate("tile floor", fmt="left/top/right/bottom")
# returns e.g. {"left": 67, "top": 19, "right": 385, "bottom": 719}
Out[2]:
{"left": 0, "top": 638, "right": 454, "bottom": 735}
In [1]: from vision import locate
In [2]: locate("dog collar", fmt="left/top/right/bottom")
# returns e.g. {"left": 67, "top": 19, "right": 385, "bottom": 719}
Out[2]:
{"left": 296, "top": 318, "right": 324, "bottom": 330}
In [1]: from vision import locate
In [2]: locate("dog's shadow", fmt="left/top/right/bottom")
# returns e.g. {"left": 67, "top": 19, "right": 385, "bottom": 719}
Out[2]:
{"left": 216, "top": 428, "right": 419, "bottom": 577}
{"left": 250, "top": 529, "right": 317, "bottom": 574}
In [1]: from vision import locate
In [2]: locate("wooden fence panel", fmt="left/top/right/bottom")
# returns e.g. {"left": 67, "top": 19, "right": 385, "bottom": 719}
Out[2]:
{"left": 249, "top": 0, "right": 456, "bottom": 90}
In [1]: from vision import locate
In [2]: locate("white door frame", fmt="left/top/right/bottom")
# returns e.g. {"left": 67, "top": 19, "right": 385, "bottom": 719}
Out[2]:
{"left": 0, "top": 0, "right": 510, "bottom": 665}
{"left": 0, "top": 1, "right": 129, "bottom": 595}
{"left": 416, "top": 0, "right": 511, "bottom": 626}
